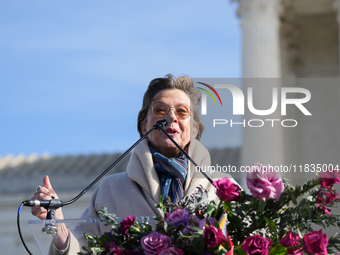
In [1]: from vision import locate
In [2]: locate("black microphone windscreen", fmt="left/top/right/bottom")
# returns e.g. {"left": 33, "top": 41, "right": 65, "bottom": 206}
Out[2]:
{"left": 164, "top": 118, "right": 171, "bottom": 126}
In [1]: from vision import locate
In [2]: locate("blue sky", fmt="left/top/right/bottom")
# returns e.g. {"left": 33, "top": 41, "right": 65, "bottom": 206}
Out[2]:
{"left": 0, "top": 0, "right": 242, "bottom": 156}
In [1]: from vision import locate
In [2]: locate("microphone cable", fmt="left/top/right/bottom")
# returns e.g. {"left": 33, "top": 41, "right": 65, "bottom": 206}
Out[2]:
{"left": 17, "top": 203, "right": 33, "bottom": 255}
{"left": 17, "top": 118, "right": 170, "bottom": 254}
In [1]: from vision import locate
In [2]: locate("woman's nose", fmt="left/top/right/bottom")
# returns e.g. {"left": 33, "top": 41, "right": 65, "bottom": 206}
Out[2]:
{"left": 167, "top": 108, "right": 178, "bottom": 122}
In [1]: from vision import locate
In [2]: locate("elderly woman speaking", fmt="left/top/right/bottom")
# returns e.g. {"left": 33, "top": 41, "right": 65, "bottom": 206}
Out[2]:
{"left": 31, "top": 74, "right": 237, "bottom": 254}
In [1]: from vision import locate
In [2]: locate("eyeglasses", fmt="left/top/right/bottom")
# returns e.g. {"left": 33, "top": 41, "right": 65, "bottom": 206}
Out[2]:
{"left": 151, "top": 103, "right": 191, "bottom": 119}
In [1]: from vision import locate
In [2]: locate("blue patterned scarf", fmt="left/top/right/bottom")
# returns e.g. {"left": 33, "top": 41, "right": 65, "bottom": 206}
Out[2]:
{"left": 150, "top": 147, "right": 188, "bottom": 204}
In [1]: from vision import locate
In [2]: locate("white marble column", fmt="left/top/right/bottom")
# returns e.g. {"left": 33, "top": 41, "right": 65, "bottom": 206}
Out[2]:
{"left": 333, "top": 0, "right": 340, "bottom": 76}
{"left": 334, "top": 0, "right": 340, "bottom": 26}
{"left": 236, "top": 0, "right": 285, "bottom": 189}
{"left": 238, "top": 0, "right": 282, "bottom": 78}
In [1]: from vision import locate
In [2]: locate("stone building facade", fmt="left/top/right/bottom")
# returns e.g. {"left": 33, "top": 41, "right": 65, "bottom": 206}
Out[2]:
{"left": 1, "top": 0, "right": 340, "bottom": 254}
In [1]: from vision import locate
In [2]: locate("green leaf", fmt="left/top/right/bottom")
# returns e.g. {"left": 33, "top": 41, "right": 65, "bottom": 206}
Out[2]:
{"left": 240, "top": 203, "right": 249, "bottom": 217}
{"left": 234, "top": 248, "right": 247, "bottom": 255}
{"left": 264, "top": 216, "right": 277, "bottom": 234}
{"left": 190, "top": 233, "right": 202, "bottom": 238}
{"left": 297, "top": 227, "right": 303, "bottom": 239}
{"left": 257, "top": 200, "right": 267, "bottom": 214}
{"left": 213, "top": 220, "right": 220, "bottom": 228}
{"left": 190, "top": 236, "right": 206, "bottom": 254}
{"left": 206, "top": 203, "right": 218, "bottom": 218}
{"left": 240, "top": 191, "right": 247, "bottom": 203}
{"left": 156, "top": 195, "right": 166, "bottom": 216}
{"left": 163, "top": 220, "right": 168, "bottom": 232}
{"left": 81, "top": 246, "right": 89, "bottom": 252}
{"left": 227, "top": 213, "right": 242, "bottom": 231}
{"left": 84, "top": 233, "right": 94, "bottom": 241}
{"left": 189, "top": 227, "right": 204, "bottom": 233}
{"left": 153, "top": 216, "right": 163, "bottom": 222}
{"left": 221, "top": 241, "right": 232, "bottom": 252}
{"left": 129, "top": 226, "right": 140, "bottom": 233}
{"left": 291, "top": 194, "right": 297, "bottom": 205}
{"left": 179, "top": 235, "right": 193, "bottom": 239}
{"left": 268, "top": 244, "right": 287, "bottom": 255}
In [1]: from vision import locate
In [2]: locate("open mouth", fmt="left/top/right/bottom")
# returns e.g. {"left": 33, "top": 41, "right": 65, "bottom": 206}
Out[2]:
{"left": 165, "top": 128, "right": 179, "bottom": 135}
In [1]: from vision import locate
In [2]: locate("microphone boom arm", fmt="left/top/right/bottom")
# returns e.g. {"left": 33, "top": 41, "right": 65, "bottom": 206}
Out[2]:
{"left": 63, "top": 119, "right": 168, "bottom": 206}
{"left": 22, "top": 119, "right": 169, "bottom": 209}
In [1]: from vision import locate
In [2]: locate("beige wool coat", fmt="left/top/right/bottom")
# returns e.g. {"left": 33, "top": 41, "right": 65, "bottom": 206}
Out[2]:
{"left": 51, "top": 138, "right": 236, "bottom": 254}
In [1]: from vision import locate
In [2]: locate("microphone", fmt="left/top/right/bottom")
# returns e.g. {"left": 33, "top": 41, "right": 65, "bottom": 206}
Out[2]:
{"left": 22, "top": 118, "right": 171, "bottom": 211}
{"left": 17, "top": 116, "right": 173, "bottom": 251}
{"left": 154, "top": 118, "right": 171, "bottom": 129}
{"left": 23, "top": 199, "right": 64, "bottom": 209}
{"left": 23, "top": 118, "right": 171, "bottom": 211}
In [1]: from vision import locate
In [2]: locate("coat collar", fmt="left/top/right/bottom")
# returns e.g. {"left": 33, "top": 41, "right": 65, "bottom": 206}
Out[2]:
{"left": 126, "top": 138, "right": 213, "bottom": 204}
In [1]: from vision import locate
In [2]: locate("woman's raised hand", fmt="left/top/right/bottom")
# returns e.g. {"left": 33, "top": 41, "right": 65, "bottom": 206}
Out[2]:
{"left": 31, "top": 175, "right": 64, "bottom": 221}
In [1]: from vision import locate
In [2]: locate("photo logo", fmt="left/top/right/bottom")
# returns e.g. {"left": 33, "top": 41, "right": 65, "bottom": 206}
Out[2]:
{"left": 196, "top": 82, "right": 222, "bottom": 115}
{"left": 195, "top": 81, "right": 312, "bottom": 128}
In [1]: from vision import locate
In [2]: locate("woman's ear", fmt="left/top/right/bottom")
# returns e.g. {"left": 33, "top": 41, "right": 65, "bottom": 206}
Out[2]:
{"left": 191, "top": 123, "right": 199, "bottom": 139}
{"left": 140, "top": 122, "right": 147, "bottom": 135}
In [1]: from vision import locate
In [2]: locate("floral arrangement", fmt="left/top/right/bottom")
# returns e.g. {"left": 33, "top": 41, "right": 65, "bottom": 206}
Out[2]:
{"left": 79, "top": 164, "right": 340, "bottom": 255}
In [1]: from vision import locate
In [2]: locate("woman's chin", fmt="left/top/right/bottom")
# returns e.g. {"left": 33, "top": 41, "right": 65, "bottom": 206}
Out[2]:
{"left": 150, "top": 136, "right": 189, "bottom": 157}
{"left": 163, "top": 140, "right": 190, "bottom": 154}
{"left": 163, "top": 137, "right": 187, "bottom": 149}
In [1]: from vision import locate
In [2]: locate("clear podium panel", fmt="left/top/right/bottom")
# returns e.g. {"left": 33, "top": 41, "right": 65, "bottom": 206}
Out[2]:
{"left": 28, "top": 217, "right": 151, "bottom": 255}
{"left": 28, "top": 218, "right": 101, "bottom": 255}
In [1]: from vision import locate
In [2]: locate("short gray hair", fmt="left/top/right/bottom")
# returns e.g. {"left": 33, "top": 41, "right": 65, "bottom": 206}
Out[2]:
{"left": 137, "top": 74, "right": 205, "bottom": 140}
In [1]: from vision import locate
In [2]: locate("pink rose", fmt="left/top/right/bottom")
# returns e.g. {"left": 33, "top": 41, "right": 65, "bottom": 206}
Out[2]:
{"left": 241, "top": 235, "right": 272, "bottom": 255}
{"left": 317, "top": 191, "right": 338, "bottom": 214}
{"left": 319, "top": 169, "right": 340, "bottom": 189}
{"left": 157, "top": 247, "right": 184, "bottom": 255}
{"left": 166, "top": 209, "right": 189, "bottom": 226}
{"left": 203, "top": 225, "right": 226, "bottom": 248}
{"left": 119, "top": 215, "right": 135, "bottom": 241}
{"left": 302, "top": 230, "right": 328, "bottom": 255}
{"left": 213, "top": 177, "right": 241, "bottom": 202}
{"left": 280, "top": 230, "right": 302, "bottom": 255}
{"left": 246, "top": 163, "right": 285, "bottom": 201}
{"left": 141, "top": 232, "right": 172, "bottom": 255}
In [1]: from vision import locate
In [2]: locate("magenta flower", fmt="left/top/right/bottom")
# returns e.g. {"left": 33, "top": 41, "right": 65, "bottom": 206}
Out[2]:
{"left": 157, "top": 247, "right": 184, "bottom": 255}
{"left": 241, "top": 235, "right": 272, "bottom": 255}
{"left": 317, "top": 191, "right": 339, "bottom": 214}
{"left": 141, "top": 232, "right": 172, "bottom": 255}
{"left": 119, "top": 215, "right": 135, "bottom": 241}
{"left": 246, "top": 163, "right": 285, "bottom": 201}
{"left": 213, "top": 177, "right": 241, "bottom": 202}
{"left": 303, "top": 230, "right": 328, "bottom": 255}
{"left": 319, "top": 169, "right": 340, "bottom": 189}
{"left": 166, "top": 209, "right": 189, "bottom": 226}
{"left": 104, "top": 241, "right": 125, "bottom": 254}
{"left": 105, "top": 241, "right": 117, "bottom": 251}
{"left": 280, "top": 230, "right": 303, "bottom": 255}
{"left": 203, "top": 225, "right": 226, "bottom": 248}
